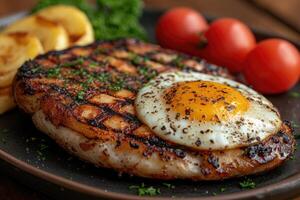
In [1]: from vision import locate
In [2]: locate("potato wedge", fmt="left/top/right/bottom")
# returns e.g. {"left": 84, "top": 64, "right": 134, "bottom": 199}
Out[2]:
{"left": 36, "top": 5, "right": 94, "bottom": 46}
{"left": 0, "top": 86, "right": 15, "bottom": 114}
{"left": 0, "top": 70, "right": 17, "bottom": 88}
{"left": 3, "top": 15, "right": 69, "bottom": 51}
{"left": 0, "top": 33, "right": 44, "bottom": 74}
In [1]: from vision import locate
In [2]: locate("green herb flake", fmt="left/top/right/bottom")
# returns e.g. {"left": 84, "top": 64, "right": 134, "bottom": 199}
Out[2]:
{"left": 72, "top": 68, "right": 88, "bottom": 77}
{"left": 129, "top": 183, "right": 160, "bottom": 196}
{"left": 289, "top": 91, "right": 300, "bottom": 98}
{"left": 212, "top": 192, "right": 217, "bottom": 196}
{"left": 220, "top": 187, "right": 226, "bottom": 192}
{"left": 24, "top": 136, "right": 49, "bottom": 161}
{"left": 76, "top": 90, "right": 85, "bottom": 101}
{"left": 109, "top": 79, "right": 124, "bottom": 91}
{"left": 89, "top": 61, "right": 99, "bottom": 68}
{"left": 31, "top": 67, "right": 41, "bottom": 73}
{"left": 162, "top": 183, "right": 175, "bottom": 189}
{"left": 239, "top": 178, "right": 256, "bottom": 189}
{"left": 47, "top": 67, "right": 61, "bottom": 78}
{"left": 97, "top": 73, "right": 110, "bottom": 82}
{"left": 173, "top": 56, "right": 185, "bottom": 69}
{"left": 290, "top": 155, "right": 296, "bottom": 160}
{"left": 40, "top": 144, "right": 48, "bottom": 151}
{"left": 138, "top": 67, "right": 158, "bottom": 80}
{"left": 61, "top": 58, "right": 85, "bottom": 68}
{"left": 131, "top": 55, "right": 145, "bottom": 65}
{"left": 86, "top": 76, "right": 94, "bottom": 84}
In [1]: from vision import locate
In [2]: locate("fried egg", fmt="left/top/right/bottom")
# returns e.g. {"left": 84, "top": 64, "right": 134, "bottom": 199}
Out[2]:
{"left": 135, "top": 72, "right": 282, "bottom": 150}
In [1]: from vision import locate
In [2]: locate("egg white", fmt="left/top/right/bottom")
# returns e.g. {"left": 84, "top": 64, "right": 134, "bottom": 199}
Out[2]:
{"left": 135, "top": 72, "right": 282, "bottom": 150}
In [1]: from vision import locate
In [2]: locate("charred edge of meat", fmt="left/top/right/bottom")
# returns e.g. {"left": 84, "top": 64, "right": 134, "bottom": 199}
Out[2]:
{"left": 244, "top": 122, "right": 294, "bottom": 164}
{"left": 128, "top": 134, "right": 186, "bottom": 158}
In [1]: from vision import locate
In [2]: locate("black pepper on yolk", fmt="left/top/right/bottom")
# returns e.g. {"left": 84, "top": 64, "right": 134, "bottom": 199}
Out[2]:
{"left": 163, "top": 81, "right": 249, "bottom": 122}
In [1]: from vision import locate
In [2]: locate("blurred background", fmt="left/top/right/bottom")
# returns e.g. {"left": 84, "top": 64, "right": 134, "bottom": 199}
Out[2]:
{"left": 0, "top": 0, "right": 299, "bottom": 199}
{"left": 0, "top": 0, "right": 299, "bottom": 41}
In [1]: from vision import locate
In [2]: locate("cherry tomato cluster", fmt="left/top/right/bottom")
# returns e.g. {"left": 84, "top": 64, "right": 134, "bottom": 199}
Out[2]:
{"left": 155, "top": 7, "right": 300, "bottom": 94}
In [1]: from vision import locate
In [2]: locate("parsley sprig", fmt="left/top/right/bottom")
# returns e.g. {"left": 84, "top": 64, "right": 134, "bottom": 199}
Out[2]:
{"left": 32, "top": 0, "right": 147, "bottom": 40}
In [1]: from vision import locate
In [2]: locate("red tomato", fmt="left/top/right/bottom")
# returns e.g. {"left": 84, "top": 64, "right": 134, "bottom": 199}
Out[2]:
{"left": 197, "top": 18, "right": 256, "bottom": 73}
{"left": 243, "top": 39, "right": 300, "bottom": 94}
{"left": 156, "top": 7, "right": 208, "bottom": 56}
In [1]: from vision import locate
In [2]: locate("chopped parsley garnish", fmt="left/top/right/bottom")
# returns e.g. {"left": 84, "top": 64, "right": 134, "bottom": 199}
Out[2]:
{"left": 131, "top": 55, "right": 145, "bottom": 65}
{"left": 212, "top": 192, "right": 217, "bottom": 196}
{"left": 290, "top": 155, "right": 296, "bottom": 160}
{"left": 129, "top": 183, "right": 160, "bottom": 196}
{"left": 47, "top": 67, "right": 61, "bottom": 78}
{"left": 72, "top": 68, "right": 88, "bottom": 76}
{"left": 31, "top": 67, "right": 41, "bottom": 73}
{"left": 289, "top": 91, "right": 300, "bottom": 98}
{"left": 96, "top": 73, "right": 110, "bottom": 82}
{"left": 239, "top": 178, "right": 256, "bottom": 189}
{"left": 25, "top": 136, "right": 49, "bottom": 161}
{"left": 80, "top": 82, "right": 89, "bottom": 90}
{"left": 138, "top": 67, "right": 158, "bottom": 80}
{"left": 61, "top": 57, "right": 85, "bottom": 67}
{"left": 109, "top": 79, "right": 124, "bottom": 91}
{"left": 76, "top": 90, "right": 85, "bottom": 101}
{"left": 40, "top": 144, "right": 48, "bottom": 151}
{"left": 86, "top": 75, "right": 94, "bottom": 84}
{"left": 220, "top": 187, "right": 226, "bottom": 192}
{"left": 162, "top": 183, "right": 175, "bottom": 189}
{"left": 89, "top": 60, "right": 99, "bottom": 68}
{"left": 172, "top": 56, "right": 185, "bottom": 69}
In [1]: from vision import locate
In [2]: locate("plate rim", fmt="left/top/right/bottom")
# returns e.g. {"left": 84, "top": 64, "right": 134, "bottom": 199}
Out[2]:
{"left": 0, "top": 11, "right": 300, "bottom": 200}
{"left": 1, "top": 148, "right": 300, "bottom": 200}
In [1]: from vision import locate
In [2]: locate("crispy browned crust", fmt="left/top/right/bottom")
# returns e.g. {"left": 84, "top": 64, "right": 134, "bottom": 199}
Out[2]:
{"left": 13, "top": 39, "right": 295, "bottom": 180}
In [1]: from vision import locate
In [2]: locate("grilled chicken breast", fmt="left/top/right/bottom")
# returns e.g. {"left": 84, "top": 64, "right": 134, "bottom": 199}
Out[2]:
{"left": 14, "top": 39, "right": 295, "bottom": 180}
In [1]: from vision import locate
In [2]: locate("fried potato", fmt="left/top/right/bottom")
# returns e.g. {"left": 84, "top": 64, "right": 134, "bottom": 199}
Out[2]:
{"left": 3, "top": 15, "right": 69, "bottom": 51}
{"left": 0, "top": 86, "right": 15, "bottom": 114}
{"left": 0, "top": 33, "right": 44, "bottom": 74}
{"left": 36, "top": 5, "right": 94, "bottom": 46}
{"left": 0, "top": 70, "right": 17, "bottom": 88}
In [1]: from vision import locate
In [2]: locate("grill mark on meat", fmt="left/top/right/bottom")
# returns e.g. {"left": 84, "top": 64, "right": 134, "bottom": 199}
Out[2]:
{"left": 14, "top": 39, "right": 296, "bottom": 178}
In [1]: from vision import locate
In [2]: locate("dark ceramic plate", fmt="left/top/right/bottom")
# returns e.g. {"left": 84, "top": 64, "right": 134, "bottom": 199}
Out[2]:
{"left": 0, "top": 10, "right": 299, "bottom": 200}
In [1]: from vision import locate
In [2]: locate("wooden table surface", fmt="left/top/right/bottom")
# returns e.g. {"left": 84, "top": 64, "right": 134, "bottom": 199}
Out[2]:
{"left": 0, "top": 0, "right": 299, "bottom": 199}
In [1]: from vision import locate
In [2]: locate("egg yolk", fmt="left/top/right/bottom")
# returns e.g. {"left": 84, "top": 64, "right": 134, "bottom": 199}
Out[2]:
{"left": 163, "top": 81, "right": 249, "bottom": 122}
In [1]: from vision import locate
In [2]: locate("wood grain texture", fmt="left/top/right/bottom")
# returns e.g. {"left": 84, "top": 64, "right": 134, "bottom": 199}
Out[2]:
{"left": 144, "top": 0, "right": 300, "bottom": 41}
{"left": 253, "top": 0, "right": 300, "bottom": 33}
{"left": 0, "top": 0, "right": 37, "bottom": 17}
